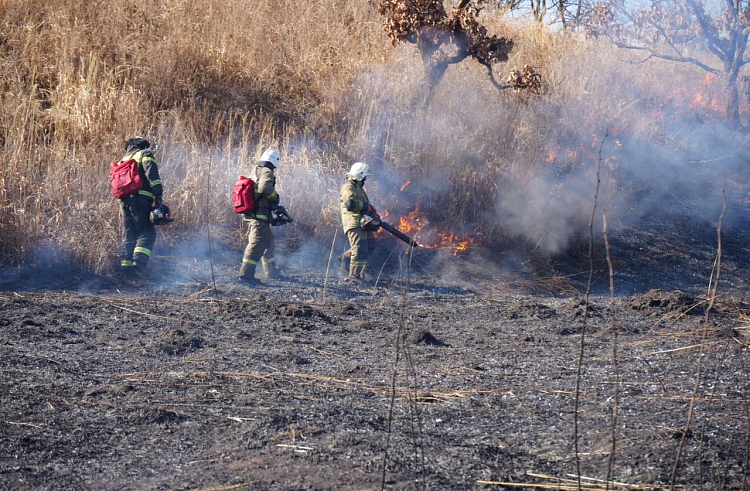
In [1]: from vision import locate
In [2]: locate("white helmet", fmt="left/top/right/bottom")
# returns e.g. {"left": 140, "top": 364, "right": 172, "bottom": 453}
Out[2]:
{"left": 259, "top": 148, "right": 281, "bottom": 168}
{"left": 347, "top": 162, "right": 372, "bottom": 181}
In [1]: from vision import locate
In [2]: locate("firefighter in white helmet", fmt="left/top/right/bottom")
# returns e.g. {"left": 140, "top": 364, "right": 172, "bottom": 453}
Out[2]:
{"left": 239, "top": 148, "right": 282, "bottom": 284}
{"left": 340, "top": 162, "right": 377, "bottom": 281}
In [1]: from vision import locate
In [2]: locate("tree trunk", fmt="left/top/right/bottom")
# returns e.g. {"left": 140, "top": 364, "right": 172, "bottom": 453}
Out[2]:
{"left": 726, "top": 82, "right": 740, "bottom": 128}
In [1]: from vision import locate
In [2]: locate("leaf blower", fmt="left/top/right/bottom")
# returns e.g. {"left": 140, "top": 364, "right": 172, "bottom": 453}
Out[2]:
{"left": 361, "top": 210, "right": 419, "bottom": 248}
{"left": 149, "top": 204, "right": 174, "bottom": 225}
{"left": 271, "top": 205, "right": 294, "bottom": 226}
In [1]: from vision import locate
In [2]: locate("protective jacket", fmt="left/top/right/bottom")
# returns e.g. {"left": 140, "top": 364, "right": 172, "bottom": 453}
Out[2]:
{"left": 239, "top": 163, "right": 280, "bottom": 281}
{"left": 122, "top": 149, "right": 163, "bottom": 203}
{"left": 244, "top": 164, "right": 278, "bottom": 222}
{"left": 118, "top": 147, "right": 162, "bottom": 269}
{"left": 339, "top": 178, "right": 369, "bottom": 232}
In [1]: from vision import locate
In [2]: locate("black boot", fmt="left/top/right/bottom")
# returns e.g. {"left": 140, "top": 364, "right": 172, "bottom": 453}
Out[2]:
{"left": 239, "top": 261, "right": 259, "bottom": 285}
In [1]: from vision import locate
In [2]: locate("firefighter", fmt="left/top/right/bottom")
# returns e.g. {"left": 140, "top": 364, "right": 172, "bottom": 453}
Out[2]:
{"left": 239, "top": 148, "right": 282, "bottom": 284}
{"left": 117, "top": 137, "right": 163, "bottom": 277}
{"left": 340, "top": 162, "right": 377, "bottom": 281}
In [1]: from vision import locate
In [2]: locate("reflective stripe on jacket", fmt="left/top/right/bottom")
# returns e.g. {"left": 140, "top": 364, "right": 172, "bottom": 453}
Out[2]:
{"left": 244, "top": 164, "right": 277, "bottom": 222}
{"left": 340, "top": 179, "right": 369, "bottom": 232}
{"left": 122, "top": 149, "right": 163, "bottom": 201}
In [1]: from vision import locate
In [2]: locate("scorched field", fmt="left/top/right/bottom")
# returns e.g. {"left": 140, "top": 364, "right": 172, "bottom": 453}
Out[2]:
{"left": 1, "top": 217, "right": 749, "bottom": 491}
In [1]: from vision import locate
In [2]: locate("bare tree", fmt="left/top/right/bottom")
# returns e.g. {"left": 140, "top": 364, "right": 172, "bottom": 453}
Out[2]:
{"left": 530, "top": 0, "right": 548, "bottom": 22}
{"left": 586, "top": 0, "right": 750, "bottom": 126}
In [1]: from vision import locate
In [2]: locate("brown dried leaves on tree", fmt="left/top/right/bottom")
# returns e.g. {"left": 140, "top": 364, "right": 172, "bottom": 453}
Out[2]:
{"left": 378, "top": 0, "right": 534, "bottom": 92}
{"left": 506, "top": 64, "right": 542, "bottom": 94}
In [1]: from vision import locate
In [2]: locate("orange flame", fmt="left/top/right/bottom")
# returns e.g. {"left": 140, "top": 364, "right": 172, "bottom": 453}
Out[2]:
{"left": 387, "top": 202, "right": 479, "bottom": 255}
{"left": 399, "top": 180, "right": 412, "bottom": 192}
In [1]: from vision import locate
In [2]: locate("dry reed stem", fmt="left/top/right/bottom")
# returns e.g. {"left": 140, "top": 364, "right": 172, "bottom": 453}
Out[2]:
{"left": 190, "top": 483, "right": 250, "bottom": 491}
{"left": 322, "top": 228, "right": 338, "bottom": 299}
{"left": 476, "top": 480, "right": 654, "bottom": 490}
{"left": 602, "top": 211, "right": 619, "bottom": 491}
{"left": 670, "top": 186, "right": 727, "bottom": 490}
{"left": 381, "top": 238, "right": 423, "bottom": 490}
{"left": 573, "top": 129, "right": 607, "bottom": 491}
{"left": 697, "top": 342, "right": 732, "bottom": 488}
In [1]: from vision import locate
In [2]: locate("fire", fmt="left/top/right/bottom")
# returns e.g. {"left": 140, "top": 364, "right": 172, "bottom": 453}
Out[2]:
{"left": 388, "top": 200, "right": 479, "bottom": 256}
{"left": 670, "top": 75, "right": 725, "bottom": 117}
{"left": 399, "top": 180, "right": 412, "bottom": 192}
{"left": 545, "top": 149, "right": 555, "bottom": 163}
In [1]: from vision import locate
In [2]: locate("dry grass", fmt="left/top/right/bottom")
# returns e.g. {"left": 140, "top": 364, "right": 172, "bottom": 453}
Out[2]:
{"left": 0, "top": 0, "right": 729, "bottom": 271}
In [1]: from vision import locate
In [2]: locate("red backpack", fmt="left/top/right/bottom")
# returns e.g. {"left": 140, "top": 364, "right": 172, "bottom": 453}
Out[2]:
{"left": 110, "top": 157, "right": 144, "bottom": 198}
{"left": 233, "top": 175, "right": 257, "bottom": 213}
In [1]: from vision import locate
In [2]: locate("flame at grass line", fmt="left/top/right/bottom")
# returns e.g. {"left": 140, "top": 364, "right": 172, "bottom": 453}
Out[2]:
{"left": 382, "top": 199, "right": 479, "bottom": 256}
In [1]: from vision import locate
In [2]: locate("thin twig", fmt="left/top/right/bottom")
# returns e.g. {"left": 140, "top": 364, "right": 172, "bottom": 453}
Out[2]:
{"left": 322, "top": 228, "right": 338, "bottom": 300}
{"left": 573, "top": 129, "right": 607, "bottom": 491}
{"left": 603, "top": 211, "right": 619, "bottom": 491}
{"left": 375, "top": 246, "right": 399, "bottom": 289}
{"left": 400, "top": 247, "right": 427, "bottom": 489}
{"left": 205, "top": 150, "right": 219, "bottom": 298}
{"left": 381, "top": 239, "right": 421, "bottom": 490}
{"left": 739, "top": 349, "right": 750, "bottom": 491}
{"left": 190, "top": 483, "right": 249, "bottom": 491}
{"left": 697, "top": 342, "right": 731, "bottom": 490}
{"left": 639, "top": 356, "right": 668, "bottom": 393}
{"left": 99, "top": 298, "right": 171, "bottom": 321}
{"left": 670, "top": 186, "right": 727, "bottom": 490}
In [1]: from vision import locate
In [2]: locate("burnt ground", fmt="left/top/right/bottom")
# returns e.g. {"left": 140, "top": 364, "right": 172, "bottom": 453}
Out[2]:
{"left": 1, "top": 215, "right": 750, "bottom": 491}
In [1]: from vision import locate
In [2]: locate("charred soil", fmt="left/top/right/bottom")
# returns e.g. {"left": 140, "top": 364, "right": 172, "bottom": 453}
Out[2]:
{"left": 1, "top": 218, "right": 750, "bottom": 490}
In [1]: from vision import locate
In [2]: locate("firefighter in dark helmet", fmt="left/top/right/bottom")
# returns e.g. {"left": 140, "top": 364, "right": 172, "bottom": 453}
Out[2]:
{"left": 115, "top": 137, "right": 164, "bottom": 277}
{"left": 340, "top": 162, "right": 377, "bottom": 281}
{"left": 239, "top": 148, "right": 282, "bottom": 284}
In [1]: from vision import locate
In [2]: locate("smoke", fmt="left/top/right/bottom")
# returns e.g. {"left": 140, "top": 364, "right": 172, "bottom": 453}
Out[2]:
{"left": 6, "top": 24, "right": 750, "bottom": 287}
{"left": 341, "top": 38, "right": 750, "bottom": 259}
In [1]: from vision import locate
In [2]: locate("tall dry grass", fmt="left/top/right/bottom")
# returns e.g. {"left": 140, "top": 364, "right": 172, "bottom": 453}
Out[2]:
{"left": 0, "top": 0, "right": 731, "bottom": 271}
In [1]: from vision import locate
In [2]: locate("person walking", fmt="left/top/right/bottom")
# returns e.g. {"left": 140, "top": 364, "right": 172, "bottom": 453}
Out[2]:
{"left": 238, "top": 148, "right": 282, "bottom": 284}
{"left": 340, "top": 162, "right": 377, "bottom": 282}
{"left": 111, "top": 136, "right": 164, "bottom": 278}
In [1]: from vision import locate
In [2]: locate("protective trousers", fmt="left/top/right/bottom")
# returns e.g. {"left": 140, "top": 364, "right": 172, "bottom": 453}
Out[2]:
{"left": 342, "top": 228, "right": 375, "bottom": 279}
{"left": 120, "top": 195, "right": 156, "bottom": 267}
{"left": 240, "top": 220, "right": 278, "bottom": 279}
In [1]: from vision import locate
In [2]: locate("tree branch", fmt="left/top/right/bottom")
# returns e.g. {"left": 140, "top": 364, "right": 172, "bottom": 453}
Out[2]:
{"left": 614, "top": 42, "right": 722, "bottom": 75}
{"left": 730, "top": 33, "right": 749, "bottom": 82}
{"left": 686, "top": 0, "right": 730, "bottom": 59}
{"left": 482, "top": 62, "right": 515, "bottom": 91}
{"left": 645, "top": 18, "right": 685, "bottom": 56}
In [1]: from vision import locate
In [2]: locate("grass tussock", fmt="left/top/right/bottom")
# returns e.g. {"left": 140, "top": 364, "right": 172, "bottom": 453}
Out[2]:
{"left": 0, "top": 0, "right": 737, "bottom": 270}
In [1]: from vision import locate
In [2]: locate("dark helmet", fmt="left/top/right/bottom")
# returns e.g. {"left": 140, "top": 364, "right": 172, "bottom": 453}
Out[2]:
{"left": 125, "top": 136, "right": 151, "bottom": 152}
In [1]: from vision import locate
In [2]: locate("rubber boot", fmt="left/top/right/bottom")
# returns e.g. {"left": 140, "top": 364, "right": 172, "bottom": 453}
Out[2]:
{"left": 340, "top": 250, "right": 351, "bottom": 277}
{"left": 239, "top": 261, "right": 259, "bottom": 285}
{"left": 350, "top": 260, "right": 367, "bottom": 280}
{"left": 132, "top": 260, "right": 150, "bottom": 281}
{"left": 263, "top": 259, "right": 283, "bottom": 280}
